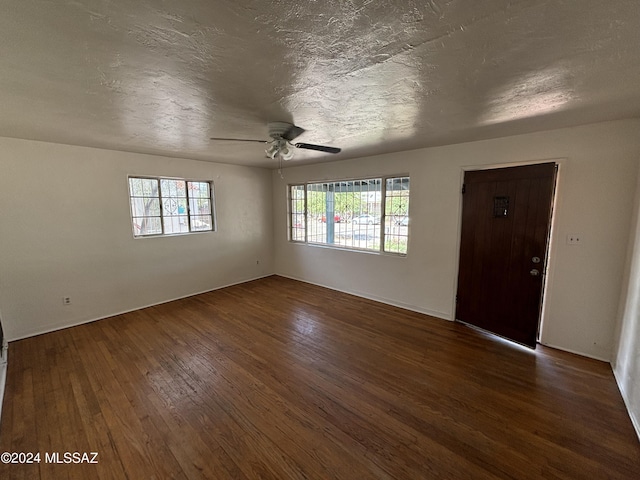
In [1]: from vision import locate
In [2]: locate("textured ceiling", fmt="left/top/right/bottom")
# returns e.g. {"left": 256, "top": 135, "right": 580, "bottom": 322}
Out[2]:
{"left": 1, "top": 0, "right": 640, "bottom": 168}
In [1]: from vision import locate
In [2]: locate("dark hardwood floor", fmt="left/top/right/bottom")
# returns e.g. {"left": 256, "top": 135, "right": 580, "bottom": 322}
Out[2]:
{"left": 0, "top": 275, "right": 638, "bottom": 479}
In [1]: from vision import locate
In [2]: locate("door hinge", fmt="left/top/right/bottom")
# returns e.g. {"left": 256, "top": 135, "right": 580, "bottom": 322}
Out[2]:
{"left": 455, "top": 294, "right": 459, "bottom": 304}
{"left": 461, "top": 184, "right": 466, "bottom": 194}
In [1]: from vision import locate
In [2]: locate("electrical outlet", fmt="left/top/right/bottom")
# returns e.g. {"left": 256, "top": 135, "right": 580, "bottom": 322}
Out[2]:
{"left": 567, "top": 234, "right": 582, "bottom": 245}
{"left": 63, "top": 297, "right": 71, "bottom": 305}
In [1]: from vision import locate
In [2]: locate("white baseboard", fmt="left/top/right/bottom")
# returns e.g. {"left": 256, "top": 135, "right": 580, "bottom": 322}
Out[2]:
{"left": 612, "top": 367, "right": 640, "bottom": 442}
{"left": 537, "top": 341, "right": 610, "bottom": 362}
{"left": 9, "top": 274, "right": 274, "bottom": 342}
{"left": 275, "top": 273, "right": 452, "bottom": 321}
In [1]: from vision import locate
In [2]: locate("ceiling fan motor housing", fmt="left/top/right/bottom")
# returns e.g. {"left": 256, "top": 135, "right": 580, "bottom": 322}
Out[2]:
{"left": 268, "top": 122, "right": 305, "bottom": 141}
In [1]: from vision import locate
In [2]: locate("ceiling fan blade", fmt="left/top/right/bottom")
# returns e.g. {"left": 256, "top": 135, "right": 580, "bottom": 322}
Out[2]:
{"left": 281, "top": 125, "right": 306, "bottom": 141}
{"left": 210, "top": 137, "right": 265, "bottom": 143}
{"left": 294, "top": 143, "right": 341, "bottom": 154}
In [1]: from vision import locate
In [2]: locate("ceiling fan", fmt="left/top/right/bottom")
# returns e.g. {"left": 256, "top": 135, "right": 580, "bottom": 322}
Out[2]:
{"left": 210, "top": 121, "right": 341, "bottom": 160}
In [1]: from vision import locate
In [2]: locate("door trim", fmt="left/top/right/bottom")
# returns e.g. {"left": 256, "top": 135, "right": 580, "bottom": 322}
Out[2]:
{"left": 452, "top": 158, "right": 564, "bottom": 346}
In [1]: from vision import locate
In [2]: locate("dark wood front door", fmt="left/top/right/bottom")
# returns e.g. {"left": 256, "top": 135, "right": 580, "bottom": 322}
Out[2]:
{"left": 456, "top": 163, "right": 557, "bottom": 348}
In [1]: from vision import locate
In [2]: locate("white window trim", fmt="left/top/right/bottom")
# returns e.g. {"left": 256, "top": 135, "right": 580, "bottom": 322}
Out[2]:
{"left": 128, "top": 175, "right": 216, "bottom": 238}
{"left": 288, "top": 175, "right": 410, "bottom": 255}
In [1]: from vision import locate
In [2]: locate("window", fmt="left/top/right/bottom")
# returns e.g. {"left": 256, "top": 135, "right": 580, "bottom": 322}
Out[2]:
{"left": 128, "top": 176, "right": 214, "bottom": 237}
{"left": 289, "top": 184, "right": 306, "bottom": 242}
{"left": 288, "top": 176, "right": 410, "bottom": 254}
{"left": 383, "top": 176, "right": 410, "bottom": 254}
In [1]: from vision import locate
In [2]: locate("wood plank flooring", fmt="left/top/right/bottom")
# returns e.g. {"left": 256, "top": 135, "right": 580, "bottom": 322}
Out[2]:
{"left": 0, "top": 275, "right": 638, "bottom": 479}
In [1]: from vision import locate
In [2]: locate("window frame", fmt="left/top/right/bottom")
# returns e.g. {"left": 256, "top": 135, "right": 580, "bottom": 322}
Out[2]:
{"left": 128, "top": 175, "right": 216, "bottom": 238}
{"left": 288, "top": 184, "right": 307, "bottom": 244}
{"left": 287, "top": 175, "right": 410, "bottom": 255}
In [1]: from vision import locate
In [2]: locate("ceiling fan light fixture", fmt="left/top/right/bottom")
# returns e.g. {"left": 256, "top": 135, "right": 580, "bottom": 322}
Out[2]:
{"left": 279, "top": 142, "right": 294, "bottom": 160}
{"left": 265, "top": 142, "right": 279, "bottom": 159}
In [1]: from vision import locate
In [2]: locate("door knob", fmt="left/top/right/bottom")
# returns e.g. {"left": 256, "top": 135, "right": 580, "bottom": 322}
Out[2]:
{"left": 532, "top": 256, "right": 541, "bottom": 264}
{"left": 530, "top": 269, "right": 540, "bottom": 276}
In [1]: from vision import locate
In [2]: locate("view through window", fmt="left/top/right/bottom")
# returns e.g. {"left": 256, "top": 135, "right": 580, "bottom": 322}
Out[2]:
{"left": 129, "top": 176, "right": 214, "bottom": 237}
{"left": 289, "top": 176, "right": 410, "bottom": 254}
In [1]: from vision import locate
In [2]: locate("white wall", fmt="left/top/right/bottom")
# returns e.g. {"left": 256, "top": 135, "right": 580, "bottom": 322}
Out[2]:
{"left": 1, "top": 120, "right": 638, "bottom": 362}
{"left": 273, "top": 119, "right": 640, "bottom": 361}
{"left": 0, "top": 137, "right": 274, "bottom": 340}
{"left": 613, "top": 163, "right": 640, "bottom": 439}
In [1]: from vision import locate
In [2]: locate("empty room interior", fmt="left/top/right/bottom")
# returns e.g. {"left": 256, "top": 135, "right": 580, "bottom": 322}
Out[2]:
{"left": 1, "top": 1, "right": 640, "bottom": 478}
